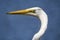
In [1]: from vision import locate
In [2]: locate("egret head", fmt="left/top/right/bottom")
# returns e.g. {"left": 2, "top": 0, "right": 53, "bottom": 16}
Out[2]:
{"left": 7, "top": 7, "right": 48, "bottom": 40}
{"left": 7, "top": 7, "right": 42, "bottom": 16}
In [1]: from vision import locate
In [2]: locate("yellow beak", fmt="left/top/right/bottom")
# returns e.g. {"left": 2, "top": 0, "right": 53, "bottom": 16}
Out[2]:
{"left": 7, "top": 9, "right": 35, "bottom": 15}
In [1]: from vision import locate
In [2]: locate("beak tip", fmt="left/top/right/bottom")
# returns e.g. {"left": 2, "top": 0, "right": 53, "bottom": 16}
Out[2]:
{"left": 6, "top": 12, "right": 8, "bottom": 14}
{"left": 6, "top": 12, "right": 12, "bottom": 15}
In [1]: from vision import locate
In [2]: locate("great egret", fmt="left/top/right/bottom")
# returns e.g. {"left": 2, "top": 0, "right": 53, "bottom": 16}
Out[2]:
{"left": 7, "top": 7, "right": 48, "bottom": 40}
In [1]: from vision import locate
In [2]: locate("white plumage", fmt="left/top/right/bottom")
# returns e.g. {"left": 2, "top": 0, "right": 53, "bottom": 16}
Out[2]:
{"left": 7, "top": 7, "right": 48, "bottom": 40}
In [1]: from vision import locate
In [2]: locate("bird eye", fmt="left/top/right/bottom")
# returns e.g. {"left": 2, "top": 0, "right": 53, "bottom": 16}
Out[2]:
{"left": 28, "top": 10, "right": 36, "bottom": 13}
{"left": 32, "top": 10, "right": 36, "bottom": 13}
